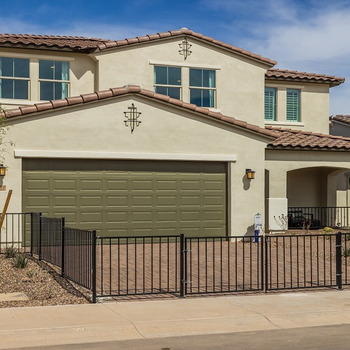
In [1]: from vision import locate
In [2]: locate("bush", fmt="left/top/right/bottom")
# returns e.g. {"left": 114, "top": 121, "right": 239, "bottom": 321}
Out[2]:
{"left": 343, "top": 248, "right": 350, "bottom": 258}
{"left": 323, "top": 227, "right": 334, "bottom": 233}
{"left": 13, "top": 254, "right": 28, "bottom": 268}
{"left": 5, "top": 246, "right": 17, "bottom": 258}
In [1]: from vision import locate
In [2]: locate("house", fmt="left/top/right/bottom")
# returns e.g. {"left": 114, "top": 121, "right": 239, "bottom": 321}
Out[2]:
{"left": 0, "top": 28, "right": 348, "bottom": 236}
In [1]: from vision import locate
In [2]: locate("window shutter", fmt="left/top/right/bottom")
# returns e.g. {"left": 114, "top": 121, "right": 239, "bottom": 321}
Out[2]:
{"left": 286, "top": 89, "right": 300, "bottom": 121}
{"left": 265, "top": 88, "right": 276, "bottom": 121}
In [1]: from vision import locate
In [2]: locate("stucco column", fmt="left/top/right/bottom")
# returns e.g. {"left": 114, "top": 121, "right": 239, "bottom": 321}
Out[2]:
{"left": 267, "top": 168, "right": 288, "bottom": 232}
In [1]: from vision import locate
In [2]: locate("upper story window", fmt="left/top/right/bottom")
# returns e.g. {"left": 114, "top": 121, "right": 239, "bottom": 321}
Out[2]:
{"left": 0, "top": 57, "right": 29, "bottom": 99}
{"left": 189, "top": 69, "right": 215, "bottom": 108}
{"left": 39, "top": 60, "right": 69, "bottom": 100}
{"left": 286, "top": 88, "right": 300, "bottom": 122}
{"left": 264, "top": 87, "right": 276, "bottom": 121}
{"left": 154, "top": 66, "right": 181, "bottom": 99}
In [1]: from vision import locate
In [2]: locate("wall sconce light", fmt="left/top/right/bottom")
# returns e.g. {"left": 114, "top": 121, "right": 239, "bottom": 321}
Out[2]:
{"left": 0, "top": 165, "right": 6, "bottom": 177}
{"left": 246, "top": 169, "right": 255, "bottom": 179}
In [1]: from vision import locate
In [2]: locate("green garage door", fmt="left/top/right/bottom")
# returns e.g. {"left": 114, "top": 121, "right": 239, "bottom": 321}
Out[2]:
{"left": 22, "top": 159, "right": 227, "bottom": 236}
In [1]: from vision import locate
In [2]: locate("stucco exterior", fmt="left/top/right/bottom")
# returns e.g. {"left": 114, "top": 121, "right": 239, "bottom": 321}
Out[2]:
{"left": 2, "top": 94, "right": 270, "bottom": 236}
{"left": 265, "top": 82, "right": 330, "bottom": 134}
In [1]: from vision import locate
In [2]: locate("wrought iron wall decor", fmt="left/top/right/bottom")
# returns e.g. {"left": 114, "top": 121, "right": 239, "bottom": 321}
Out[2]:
{"left": 178, "top": 37, "right": 192, "bottom": 60}
{"left": 124, "top": 103, "right": 141, "bottom": 133}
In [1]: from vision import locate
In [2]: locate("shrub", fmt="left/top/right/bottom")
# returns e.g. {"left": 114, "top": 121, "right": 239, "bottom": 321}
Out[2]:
{"left": 5, "top": 246, "right": 16, "bottom": 258}
{"left": 343, "top": 248, "right": 350, "bottom": 258}
{"left": 323, "top": 227, "right": 334, "bottom": 233}
{"left": 13, "top": 254, "right": 28, "bottom": 268}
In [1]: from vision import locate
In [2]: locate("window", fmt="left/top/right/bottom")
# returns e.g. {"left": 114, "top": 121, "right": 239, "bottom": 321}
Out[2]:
{"left": 190, "top": 69, "right": 215, "bottom": 108}
{"left": 0, "top": 57, "right": 29, "bottom": 99}
{"left": 39, "top": 60, "right": 69, "bottom": 100}
{"left": 286, "top": 89, "right": 300, "bottom": 122}
{"left": 154, "top": 66, "right": 181, "bottom": 99}
{"left": 265, "top": 87, "right": 276, "bottom": 121}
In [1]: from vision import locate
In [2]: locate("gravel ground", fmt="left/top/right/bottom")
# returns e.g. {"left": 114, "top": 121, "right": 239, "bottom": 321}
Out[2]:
{"left": 0, "top": 254, "right": 89, "bottom": 308}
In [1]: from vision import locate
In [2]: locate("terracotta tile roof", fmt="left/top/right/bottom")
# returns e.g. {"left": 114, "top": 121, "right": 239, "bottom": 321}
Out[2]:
{"left": 0, "top": 34, "right": 113, "bottom": 52}
{"left": 3, "top": 85, "right": 277, "bottom": 139}
{"left": 96, "top": 28, "right": 276, "bottom": 66}
{"left": 330, "top": 115, "right": 350, "bottom": 125}
{"left": 0, "top": 29, "right": 276, "bottom": 65}
{"left": 266, "top": 69, "right": 345, "bottom": 87}
{"left": 266, "top": 126, "right": 350, "bottom": 150}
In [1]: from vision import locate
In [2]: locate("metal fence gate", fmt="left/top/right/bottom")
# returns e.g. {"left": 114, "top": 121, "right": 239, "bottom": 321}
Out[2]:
{"left": 1, "top": 212, "right": 350, "bottom": 302}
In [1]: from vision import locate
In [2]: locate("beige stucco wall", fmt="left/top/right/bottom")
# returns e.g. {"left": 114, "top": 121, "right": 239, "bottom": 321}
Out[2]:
{"left": 266, "top": 149, "right": 350, "bottom": 230}
{"left": 1, "top": 94, "right": 270, "bottom": 237}
{"left": 94, "top": 37, "right": 268, "bottom": 128}
{"left": 265, "top": 81, "right": 330, "bottom": 134}
{"left": 0, "top": 48, "right": 96, "bottom": 109}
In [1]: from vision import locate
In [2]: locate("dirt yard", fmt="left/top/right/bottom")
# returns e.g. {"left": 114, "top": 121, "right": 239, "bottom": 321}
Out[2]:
{"left": 0, "top": 254, "right": 88, "bottom": 308}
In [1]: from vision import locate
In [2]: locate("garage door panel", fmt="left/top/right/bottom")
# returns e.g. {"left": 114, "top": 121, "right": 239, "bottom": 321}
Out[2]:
{"left": 80, "top": 195, "right": 103, "bottom": 207}
{"left": 23, "top": 159, "right": 227, "bottom": 237}
{"left": 105, "top": 196, "right": 128, "bottom": 207}
{"left": 52, "top": 196, "right": 77, "bottom": 207}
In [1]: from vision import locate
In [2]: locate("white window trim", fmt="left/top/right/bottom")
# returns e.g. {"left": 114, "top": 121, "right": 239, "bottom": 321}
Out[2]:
{"left": 150, "top": 60, "right": 221, "bottom": 70}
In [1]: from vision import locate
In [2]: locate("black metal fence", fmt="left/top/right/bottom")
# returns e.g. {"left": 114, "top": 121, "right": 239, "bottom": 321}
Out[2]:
{"left": 96, "top": 235, "right": 180, "bottom": 298}
{"left": 63, "top": 226, "right": 96, "bottom": 297}
{"left": 0, "top": 213, "right": 32, "bottom": 253}
{"left": 288, "top": 207, "right": 350, "bottom": 229}
{"left": 2, "top": 212, "right": 350, "bottom": 302}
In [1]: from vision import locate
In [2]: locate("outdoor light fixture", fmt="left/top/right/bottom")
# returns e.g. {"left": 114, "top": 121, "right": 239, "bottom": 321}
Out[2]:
{"left": 246, "top": 169, "right": 255, "bottom": 179}
{"left": 0, "top": 165, "right": 6, "bottom": 176}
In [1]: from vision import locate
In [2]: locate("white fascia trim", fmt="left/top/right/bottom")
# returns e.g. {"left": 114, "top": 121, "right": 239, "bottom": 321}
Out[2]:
{"left": 149, "top": 60, "right": 221, "bottom": 70}
{"left": 0, "top": 52, "right": 75, "bottom": 61}
{"left": 15, "top": 150, "right": 237, "bottom": 162}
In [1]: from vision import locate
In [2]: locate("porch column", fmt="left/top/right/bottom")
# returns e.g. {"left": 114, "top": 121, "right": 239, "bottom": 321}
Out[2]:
{"left": 267, "top": 168, "right": 288, "bottom": 232}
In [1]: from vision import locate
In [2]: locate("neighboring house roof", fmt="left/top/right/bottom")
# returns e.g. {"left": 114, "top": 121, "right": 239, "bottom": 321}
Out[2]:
{"left": 0, "top": 29, "right": 276, "bottom": 66}
{"left": 3, "top": 85, "right": 277, "bottom": 139}
{"left": 330, "top": 115, "right": 350, "bottom": 125}
{"left": 0, "top": 34, "right": 113, "bottom": 53}
{"left": 266, "top": 69, "right": 345, "bottom": 87}
{"left": 266, "top": 126, "right": 350, "bottom": 151}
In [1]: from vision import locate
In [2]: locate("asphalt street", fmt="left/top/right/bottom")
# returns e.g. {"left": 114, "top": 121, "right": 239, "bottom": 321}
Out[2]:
{"left": 11, "top": 324, "right": 350, "bottom": 350}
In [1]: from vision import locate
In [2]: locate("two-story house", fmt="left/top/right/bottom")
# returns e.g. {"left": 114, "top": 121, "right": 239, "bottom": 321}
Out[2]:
{"left": 0, "top": 28, "right": 347, "bottom": 236}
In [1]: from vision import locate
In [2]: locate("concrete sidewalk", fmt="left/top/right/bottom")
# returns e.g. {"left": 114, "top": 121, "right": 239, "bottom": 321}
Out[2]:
{"left": 1, "top": 290, "right": 350, "bottom": 349}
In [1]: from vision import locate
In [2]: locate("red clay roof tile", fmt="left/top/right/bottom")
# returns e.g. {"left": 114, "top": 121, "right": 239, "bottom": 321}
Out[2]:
{"left": 3, "top": 85, "right": 277, "bottom": 139}
{"left": 266, "top": 69, "right": 344, "bottom": 87}
{"left": 330, "top": 115, "right": 350, "bottom": 125}
{"left": 267, "top": 126, "right": 350, "bottom": 150}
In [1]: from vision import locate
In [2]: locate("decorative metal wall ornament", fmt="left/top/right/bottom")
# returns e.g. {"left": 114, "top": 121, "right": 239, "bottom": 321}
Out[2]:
{"left": 178, "top": 37, "right": 192, "bottom": 60}
{"left": 124, "top": 103, "right": 141, "bottom": 133}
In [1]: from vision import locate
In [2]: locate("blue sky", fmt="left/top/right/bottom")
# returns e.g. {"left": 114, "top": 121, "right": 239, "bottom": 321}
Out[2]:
{"left": 2, "top": 0, "right": 350, "bottom": 114}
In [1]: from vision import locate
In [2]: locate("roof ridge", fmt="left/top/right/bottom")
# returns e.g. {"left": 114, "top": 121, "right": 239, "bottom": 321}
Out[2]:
{"left": 96, "top": 28, "right": 277, "bottom": 66}
{"left": 3, "top": 85, "right": 277, "bottom": 139}
{"left": 0, "top": 33, "right": 111, "bottom": 41}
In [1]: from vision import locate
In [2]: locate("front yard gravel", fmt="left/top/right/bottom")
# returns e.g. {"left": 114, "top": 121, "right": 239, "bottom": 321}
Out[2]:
{"left": 0, "top": 254, "right": 88, "bottom": 308}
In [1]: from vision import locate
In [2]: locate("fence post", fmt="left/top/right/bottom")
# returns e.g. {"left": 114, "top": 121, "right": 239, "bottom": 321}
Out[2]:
{"left": 336, "top": 231, "right": 343, "bottom": 290}
{"left": 264, "top": 235, "right": 268, "bottom": 292}
{"left": 92, "top": 230, "right": 97, "bottom": 303}
{"left": 180, "top": 234, "right": 186, "bottom": 297}
{"left": 261, "top": 235, "right": 264, "bottom": 291}
{"left": 38, "top": 213, "right": 42, "bottom": 261}
{"left": 30, "top": 213, "right": 34, "bottom": 256}
{"left": 61, "top": 217, "right": 65, "bottom": 277}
